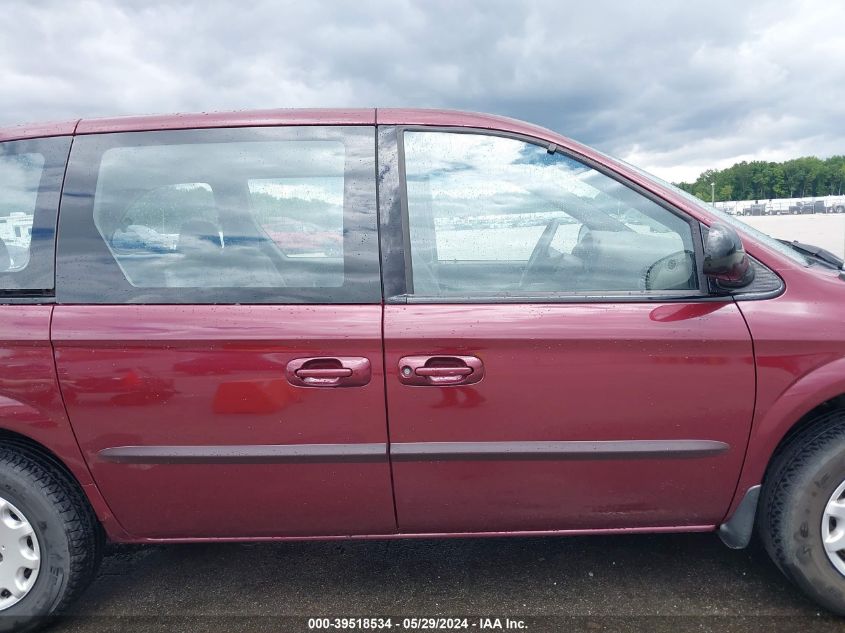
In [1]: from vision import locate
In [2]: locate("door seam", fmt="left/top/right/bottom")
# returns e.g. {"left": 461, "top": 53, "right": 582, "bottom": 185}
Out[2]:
{"left": 375, "top": 116, "right": 401, "bottom": 532}
{"left": 719, "top": 297, "right": 759, "bottom": 524}
{"left": 49, "top": 307, "right": 132, "bottom": 537}
{"left": 381, "top": 305, "right": 399, "bottom": 532}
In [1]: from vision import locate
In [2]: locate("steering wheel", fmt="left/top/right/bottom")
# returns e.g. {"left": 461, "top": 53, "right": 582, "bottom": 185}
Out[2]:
{"left": 520, "top": 218, "right": 560, "bottom": 288}
{"left": 644, "top": 249, "right": 696, "bottom": 291}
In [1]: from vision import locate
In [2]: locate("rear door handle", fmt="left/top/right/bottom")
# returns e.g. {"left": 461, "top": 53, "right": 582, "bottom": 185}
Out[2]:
{"left": 398, "top": 355, "right": 484, "bottom": 386}
{"left": 286, "top": 357, "right": 370, "bottom": 388}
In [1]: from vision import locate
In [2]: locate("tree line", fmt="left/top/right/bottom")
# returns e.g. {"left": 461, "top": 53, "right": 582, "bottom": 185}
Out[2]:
{"left": 675, "top": 156, "right": 845, "bottom": 203}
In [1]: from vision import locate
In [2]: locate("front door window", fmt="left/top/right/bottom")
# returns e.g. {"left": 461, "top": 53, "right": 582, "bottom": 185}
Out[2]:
{"left": 403, "top": 131, "right": 699, "bottom": 297}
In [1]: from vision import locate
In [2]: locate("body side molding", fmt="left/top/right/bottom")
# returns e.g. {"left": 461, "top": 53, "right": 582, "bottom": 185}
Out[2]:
{"left": 391, "top": 440, "right": 730, "bottom": 461}
{"left": 100, "top": 439, "right": 730, "bottom": 465}
{"left": 99, "top": 443, "right": 387, "bottom": 464}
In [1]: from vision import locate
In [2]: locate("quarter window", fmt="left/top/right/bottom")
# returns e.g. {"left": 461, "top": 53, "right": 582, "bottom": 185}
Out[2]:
{"left": 0, "top": 137, "right": 70, "bottom": 292}
{"left": 0, "top": 152, "right": 42, "bottom": 271}
{"left": 402, "top": 131, "right": 698, "bottom": 297}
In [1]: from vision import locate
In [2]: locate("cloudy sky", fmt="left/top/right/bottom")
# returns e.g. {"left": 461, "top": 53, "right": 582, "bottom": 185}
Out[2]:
{"left": 2, "top": 0, "right": 843, "bottom": 182}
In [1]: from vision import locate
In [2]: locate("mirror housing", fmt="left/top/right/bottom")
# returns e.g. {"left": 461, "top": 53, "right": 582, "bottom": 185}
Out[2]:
{"left": 703, "top": 223, "right": 755, "bottom": 289}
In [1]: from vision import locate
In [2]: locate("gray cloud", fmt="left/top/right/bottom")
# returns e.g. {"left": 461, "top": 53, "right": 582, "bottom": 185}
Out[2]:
{"left": 1, "top": 0, "right": 843, "bottom": 181}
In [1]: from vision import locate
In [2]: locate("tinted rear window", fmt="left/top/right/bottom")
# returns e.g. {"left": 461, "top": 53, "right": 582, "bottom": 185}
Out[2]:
{"left": 57, "top": 127, "right": 380, "bottom": 304}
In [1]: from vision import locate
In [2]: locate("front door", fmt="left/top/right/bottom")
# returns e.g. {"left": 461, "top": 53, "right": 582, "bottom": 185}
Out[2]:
{"left": 53, "top": 124, "right": 395, "bottom": 538}
{"left": 381, "top": 128, "right": 755, "bottom": 533}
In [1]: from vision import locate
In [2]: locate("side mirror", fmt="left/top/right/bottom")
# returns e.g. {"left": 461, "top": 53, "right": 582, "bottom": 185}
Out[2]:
{"left": 703, "top": 223, "right": 755, "bottom": 289}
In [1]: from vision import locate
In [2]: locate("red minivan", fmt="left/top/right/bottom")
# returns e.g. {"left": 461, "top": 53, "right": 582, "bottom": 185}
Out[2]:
{"left": 1, "top": 108, "right": 845, "bottom": 629}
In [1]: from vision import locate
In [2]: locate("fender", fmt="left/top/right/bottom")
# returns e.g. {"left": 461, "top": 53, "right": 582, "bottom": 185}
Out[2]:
{"left": 724, "top": 354, "right": 845, "bottom": 522}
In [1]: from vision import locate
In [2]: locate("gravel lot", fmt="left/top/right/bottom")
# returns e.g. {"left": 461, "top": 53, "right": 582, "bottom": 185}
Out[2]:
{"left": 51, "top": 534, "right": 843, "bottom": 633}
{"left": 50, "top": 214, "right": 845, "bottom": 633}
{"left": 742, "top": 213, "right": 845, "bottom": 258}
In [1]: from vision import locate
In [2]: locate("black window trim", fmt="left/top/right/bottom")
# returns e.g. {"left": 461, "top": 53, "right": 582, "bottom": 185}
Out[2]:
{"left": 378, "top": 125, "right": 783, "bottom": 304}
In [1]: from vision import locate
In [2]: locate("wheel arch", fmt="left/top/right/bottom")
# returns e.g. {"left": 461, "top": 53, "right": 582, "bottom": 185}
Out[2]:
{"left": 726, "top": 355, "right": 845, "bottom": 524}
{"left": 763, "top": 394, "right": 845, "bottom": 478}
{"left": 0, "top": 427, "right": 83, "bottom": 484}
{"left": 0, "top": 420, "right": 129, "bottom": 541}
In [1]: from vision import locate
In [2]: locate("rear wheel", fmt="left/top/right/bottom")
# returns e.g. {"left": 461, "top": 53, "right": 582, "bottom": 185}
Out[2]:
{"left": 0, "top": 447, "right": 102, "bottom": 632}
{"left": 759, "top": 411, "right": 845, "bottom": 613}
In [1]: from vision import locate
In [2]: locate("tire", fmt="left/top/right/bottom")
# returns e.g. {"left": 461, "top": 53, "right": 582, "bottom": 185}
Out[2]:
{"left": 0, "top": 447, "right": 102, "bottom": 632}
{"left": 759, "top": 411, "right": 845, "bottom": 614}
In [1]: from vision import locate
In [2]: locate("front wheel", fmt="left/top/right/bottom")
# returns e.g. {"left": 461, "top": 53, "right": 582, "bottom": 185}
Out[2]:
{"left": 0, "top": 447, "right": 102, "bottom": 632}
{"left": 759, "top": 411, "right": 845, "bottom": 613}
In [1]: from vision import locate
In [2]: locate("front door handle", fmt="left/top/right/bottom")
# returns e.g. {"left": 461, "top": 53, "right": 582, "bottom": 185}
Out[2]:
{"left": 286, "top": 357, "right": 370, "bottom": 388}
{"left": 398, "top": 355, "right": 484, "bottom": 386}
{"left": 414, "top": 366, "right": 472, "bottom": 378}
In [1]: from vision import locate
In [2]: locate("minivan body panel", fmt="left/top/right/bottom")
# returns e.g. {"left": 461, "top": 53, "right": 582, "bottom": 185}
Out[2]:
{"left": 2, "top": 108, "right": 841, "bottom": 543}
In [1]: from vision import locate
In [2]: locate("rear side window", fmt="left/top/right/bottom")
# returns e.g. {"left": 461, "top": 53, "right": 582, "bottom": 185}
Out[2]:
{"left": 0, "top": 137, "right": 70, "bottom": 293}
{"left": 57, "top": 127, "right": 380, "bottom": 303}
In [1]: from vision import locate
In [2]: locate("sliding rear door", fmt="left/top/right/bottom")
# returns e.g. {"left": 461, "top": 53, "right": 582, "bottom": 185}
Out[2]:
{"left": 53, "top": 125, "right": 395, "bottom": 539}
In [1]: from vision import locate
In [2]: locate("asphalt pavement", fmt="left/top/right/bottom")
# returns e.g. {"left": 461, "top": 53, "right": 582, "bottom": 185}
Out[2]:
{"left": 52, "top": 533, "right": 845, "bottom": 633}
